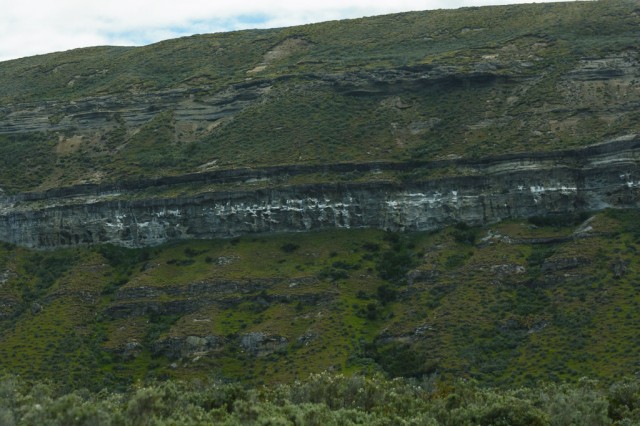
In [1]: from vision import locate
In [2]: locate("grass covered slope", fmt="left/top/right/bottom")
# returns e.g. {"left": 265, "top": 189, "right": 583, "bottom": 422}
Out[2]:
{"left": 0, "top": 0, "right": 639, "bottom": 406}
{"left": 0, "top": 209, "right": 638, "bottom": 390}
{"left": 0, "top": 1, "right": 636, "bottom": 102}
{"left": 0, "top": 1, "right": 638, "bottom": 192}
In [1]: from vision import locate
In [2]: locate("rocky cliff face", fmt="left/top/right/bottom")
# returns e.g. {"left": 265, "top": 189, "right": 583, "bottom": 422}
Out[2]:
{"left": 1, "top": 137, "right": 638, "bottom": 248}
{"left": 0, "top": 1, "right": 638, "bottom": 249}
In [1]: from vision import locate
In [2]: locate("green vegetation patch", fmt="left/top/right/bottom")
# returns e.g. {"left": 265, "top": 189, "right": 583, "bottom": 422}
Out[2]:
{"left": 2, "top": 373, "right": 640, "bottom": 424}
{"left": 0, "top": 1, "right": 638, "bottom": 191}
{"left": 0, "top": 210, "right": 639, "bottom": 389}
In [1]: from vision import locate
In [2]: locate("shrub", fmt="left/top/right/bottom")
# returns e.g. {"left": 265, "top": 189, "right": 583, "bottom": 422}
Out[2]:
{"left": 376, "top": 284, "right": 397, "bottom": 304}
{"left": 452, "top": 222, "right": 478, "bottom": 245}
{"left": 362, "top": 242, "right": 380, "bottom": 252}
{"left": 608, "top": 378, "right": 640, "bottom": 422}
{"left": 318, "top": 268, "right": 349, "bottom": 281}
{"left": 376, "top": 248, "right": 414, "bottom": 283}
{"left": 280, "top": 243, "right": 300, "bottom": 253}
{"left": 3, "top": 373, "right": 640, "bottom": 425}
{"left": 536, "top": 380, "right": 609, "bottom": 426}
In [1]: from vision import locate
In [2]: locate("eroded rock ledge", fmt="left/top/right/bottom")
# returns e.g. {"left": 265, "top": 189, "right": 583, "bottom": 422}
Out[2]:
{"left": 0, "top": 137, "right": 638, "bottom": 249}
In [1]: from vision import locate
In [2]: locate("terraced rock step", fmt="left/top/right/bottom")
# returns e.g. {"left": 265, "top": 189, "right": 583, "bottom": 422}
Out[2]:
{"left": 0, "top": 137, "right": 638, "bottom": 248}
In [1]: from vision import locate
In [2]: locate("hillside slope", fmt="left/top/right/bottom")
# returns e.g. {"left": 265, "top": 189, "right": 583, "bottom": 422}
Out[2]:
{"left": 0, "top": 0, "right": 639, "bottom": 391}
{"left": 0, "top": 210, "right": 639, "bottom": 389}
{"left": 0, "top": 0, "right": 638, "bottom": 194}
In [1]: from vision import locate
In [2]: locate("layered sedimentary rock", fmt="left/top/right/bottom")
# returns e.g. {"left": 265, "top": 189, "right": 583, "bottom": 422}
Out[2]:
{"left": 0, "top": 2, "right": 637, "bottom": 252}
{"left": 0, "top": 137, "right": 638, "bottom": 249}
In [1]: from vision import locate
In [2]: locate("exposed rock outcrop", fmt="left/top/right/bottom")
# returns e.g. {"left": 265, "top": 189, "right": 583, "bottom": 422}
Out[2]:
{"left": 239, "top": 332, "right": 288, "bottom": 357}
{"left": 0, "top": 137, "right": 638, "bottom": 249}
{"left": 0, "top": 83, "right": 271, "bottom": 136}
{"left": 0, "top": 2, "right": 637, "bottom": 250}
{"left": 153, "top": 335, "right": 223, "bottom": 360}
{"left": 104, "top": 277, "right": 329, "bottom": 319}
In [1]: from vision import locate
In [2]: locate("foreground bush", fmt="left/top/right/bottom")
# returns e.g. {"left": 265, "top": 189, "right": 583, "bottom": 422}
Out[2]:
{"left": 0, "top": 373, "right": 639, "bottom": 425}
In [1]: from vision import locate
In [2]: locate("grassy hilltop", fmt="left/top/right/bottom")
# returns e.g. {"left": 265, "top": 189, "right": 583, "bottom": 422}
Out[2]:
{"left": 0, "top": 0, "right": 638, "bottom": 193}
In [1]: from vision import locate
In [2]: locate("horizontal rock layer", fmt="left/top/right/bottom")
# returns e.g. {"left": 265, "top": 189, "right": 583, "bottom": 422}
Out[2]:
{"left": 0, "top": 137, "right": 638, "bottom": 249}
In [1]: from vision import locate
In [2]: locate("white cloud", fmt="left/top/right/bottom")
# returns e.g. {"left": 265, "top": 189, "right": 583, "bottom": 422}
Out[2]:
{"left": 0, "top": 0, "right": 575, "bottom": 62}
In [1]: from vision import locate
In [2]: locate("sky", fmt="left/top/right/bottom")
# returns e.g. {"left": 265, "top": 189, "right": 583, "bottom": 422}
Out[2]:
{"left": 0, "top": 0, "right": 578, "bottom": 62}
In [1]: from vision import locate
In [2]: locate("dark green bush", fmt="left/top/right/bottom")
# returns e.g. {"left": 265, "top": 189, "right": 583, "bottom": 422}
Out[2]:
{"left": 452, "top": 222, "right": 478, "bottom": 245}
{"left": 608, "top": 378, "right": 640, "bottom": 422}
{"left": 318, "top": 268, "right": 349, "bottom": 281}
{"left": 362, "top": 242, "right": 380, "bottom": 252}
{"left": 1, "top": 374, "right": 640, "bottom": 424}
{"left": 280, "top": 243, "right": 300, "bottom": 253}
{"left": 376, "top": 284, "right": 397, "bottom": 305}
{"left": 376, "top": 248, "right": 414, "bottom": 283}
{"left": 25, "top": 252, "right": 75, "bottom": 291}
{"left": 166, "top": 258, "right": 195, "bottom": 266}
